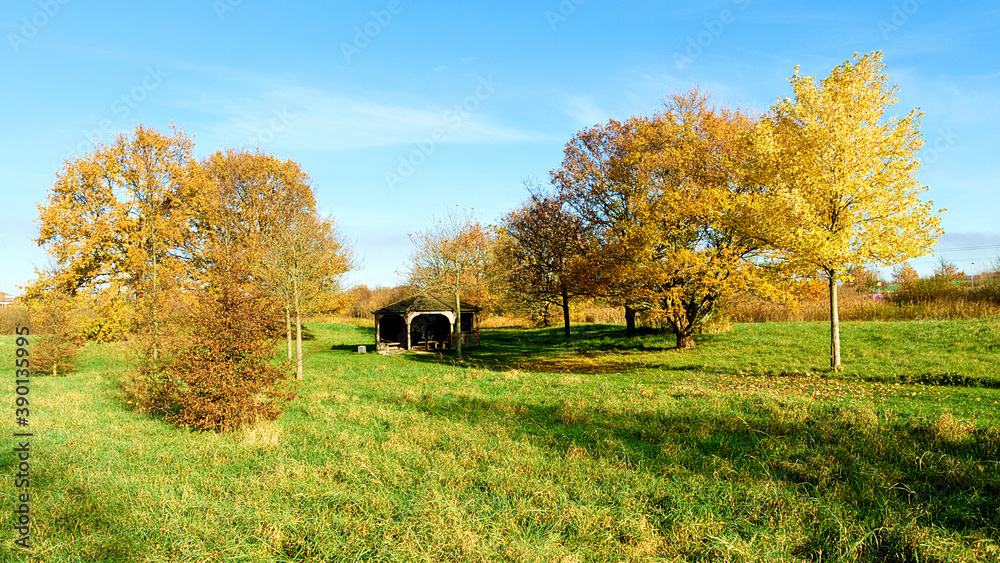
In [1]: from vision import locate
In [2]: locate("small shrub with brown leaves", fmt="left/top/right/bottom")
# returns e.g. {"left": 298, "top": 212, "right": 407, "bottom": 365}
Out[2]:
{"left": 28, "top": 291, "right": 85, "bottom": 376}
{"left": 32, "top": 335, "right": 83, "bottom": 376}
{"left": 127, "top": 263, "right": 295, "bottom": 432}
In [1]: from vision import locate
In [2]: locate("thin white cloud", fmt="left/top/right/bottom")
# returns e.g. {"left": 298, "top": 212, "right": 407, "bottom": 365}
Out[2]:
{"left": 165, "top": 65, "right": 550, "bottom": 151}
{"left": 563, "top": 96, "right": 610, "bottom": 128}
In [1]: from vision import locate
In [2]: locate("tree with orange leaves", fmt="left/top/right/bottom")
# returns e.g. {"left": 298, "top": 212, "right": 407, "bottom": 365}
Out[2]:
{"left": 263, "top": 210, "right": 353, "bottom": 379}
{"left": 553, "top": 91, "right": 790, "bottom": 349}
{"left": 493, "top": 187, "right": 589, "bottom": 338}
{"left": 892, "top": 262, "right": 920, "bottom": 286}
{"left": 35, "top": 124, "right": 198, "bottom": 360}
{"left": 196, "top": 148, "right": 333, "bottom": 373}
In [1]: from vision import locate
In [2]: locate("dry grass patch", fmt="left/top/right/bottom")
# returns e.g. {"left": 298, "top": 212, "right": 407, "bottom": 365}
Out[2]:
{"left": 556, "top": 399, "right": 591, "bottom": 425}
{"left": 934, "top": 410, "right": 976, "bottom": 445}
{"left": 237, "top": 421, "right": 284, "bottom": 449}
{"left": 521, "top": 355, "right": 643, "bottom": 374}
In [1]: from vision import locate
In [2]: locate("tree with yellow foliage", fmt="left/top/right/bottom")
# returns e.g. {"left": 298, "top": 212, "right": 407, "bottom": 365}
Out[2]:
{"left": 196, "top": 148, "right": 326, "bottom": 368}
{"left": 551, "top": 114, "right": 658, "bottom": 335}
{"left": 892, "top": 262, "right": 920, "bottom": 286}
{"left": 36, "top": 124, "right": 198, "bottom": 360}
{"left": 554, "top": 91, "right": 790, "bottom": 349}
{"left": 263, "top": 210, "right": 354, "bottom": 379}
{"left": 765, "top": 52, "right": 943, "bottom": 368}
{"left": 195, "top": 148, "right": 354, "bottom": 379}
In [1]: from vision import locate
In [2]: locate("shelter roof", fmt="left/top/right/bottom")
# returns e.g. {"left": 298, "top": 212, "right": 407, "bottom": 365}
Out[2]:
{"left": 372, "top": 292, "right": 481, "bottom": 315}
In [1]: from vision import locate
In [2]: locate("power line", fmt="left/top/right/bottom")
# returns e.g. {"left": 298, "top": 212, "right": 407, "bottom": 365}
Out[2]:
{"left": 933, "top": 244, "right": 1000, "bottom": 252}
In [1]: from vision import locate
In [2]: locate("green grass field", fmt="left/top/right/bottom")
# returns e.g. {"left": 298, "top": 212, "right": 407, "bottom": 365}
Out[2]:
{"left": 2, "top": 319, "right": 999, "bottom": 562}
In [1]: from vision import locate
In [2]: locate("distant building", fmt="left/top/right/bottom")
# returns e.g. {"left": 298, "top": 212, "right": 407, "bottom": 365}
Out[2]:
{"left": 372, "top": 292, "right": 481, "bottom": 352}
{"left": 0, "top": 292, "right": 18, "bottom": 307}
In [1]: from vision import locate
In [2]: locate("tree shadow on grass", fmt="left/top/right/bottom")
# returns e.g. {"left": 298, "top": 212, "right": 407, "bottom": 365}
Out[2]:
{"left": 389, "top": 324, "right": 730, "bottom": 373}
{"left": 386, "top": 389, "right": 1000, "bottom": 554}
{"left": 328, "top": 344, "right": 377, "bottom": 354}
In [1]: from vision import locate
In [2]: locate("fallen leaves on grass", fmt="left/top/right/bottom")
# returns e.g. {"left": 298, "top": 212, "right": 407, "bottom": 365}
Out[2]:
{"left": 516, "top": 355, "right": 644, "bottom": 374}
{"left": 712, "top": 372, "right": 954, "bottom": 403}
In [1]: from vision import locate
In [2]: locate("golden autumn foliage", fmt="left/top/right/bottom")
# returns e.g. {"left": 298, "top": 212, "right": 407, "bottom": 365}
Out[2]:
{"left": 193, "top": 148, "right": 354, "bottom": 379}
{"left": 263, "top": 210, "right": 354, "bottom": 378}
{"left": 553, "top": 91, "right": 793, "bottom": 349}
{"left": 125, "top": 242, "right": 295, "bottom": 432}
{"left": 35, "top": 126, "right": 354, "bottom": 429}
{"left": 194, "top": 149, "right": 318, "bottom": 275}
{"left": 543, "top": 53, "right": 942, "bottom": 360}
{"left": 35, "top": 124, "right": 199, "bottom": 359}
{"left": 765, "top": 51, "right": 942, "bottom": 368}
{"left": 893, "top": 262, "right": 920, "bottom": 286}
{"left": 26, "top": 285, "right": 85, "bottom": 376}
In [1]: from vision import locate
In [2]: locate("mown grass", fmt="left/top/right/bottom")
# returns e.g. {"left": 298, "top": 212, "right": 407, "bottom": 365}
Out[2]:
{"left": 1, "top": 319, "right": 999, "bottom": 562}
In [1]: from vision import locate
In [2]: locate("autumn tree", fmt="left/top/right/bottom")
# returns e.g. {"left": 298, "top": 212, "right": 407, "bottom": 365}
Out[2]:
{"left": 493, "top": 189, "right": 588, "bottom": 337}
{"left": 932, "top": 258, "right": 962, "bottom": 282}
{"left": 196, "top": 149, "right": 320, "bottom": 363}
{"left": 554, "top": 91, "right": 789, "bottom": 349}
{"left": 845, "top": 266, "right": 882, "bottom": 292}
{"left": 193, "top": 148, "right": 353, "bottom": 380}
{"left": 345, "top": 284, "right": 419, "bottom": 319}
{"left": 194, "top": 149, "right": 317, "bottom": 266}
{"left": 127, "top": 235, "right": 295, "bottom": 432}
{"left": 24, "top": 268, "right": 84, "bottom": 376}
{"left": 36, "top": 124, "right": 198, "bottom": 360}
{"left": 550, "top": 116, "right": 650, "bottom": 335}
{"left": 408, "top": 208, "right": 492, "bottom": 360}
{"left": 766, "top": 51, "right": 943, "bottom": 368}
{"left": 892, "top": 262, "right": 920, "bottom": 286}
{"left": 263, "top": 211, "right": 353, "bottom": 379}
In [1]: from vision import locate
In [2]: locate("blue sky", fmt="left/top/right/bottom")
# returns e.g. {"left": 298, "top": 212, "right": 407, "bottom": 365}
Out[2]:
{"left": 2, "top": 0, "right": 998, "bottom": 294}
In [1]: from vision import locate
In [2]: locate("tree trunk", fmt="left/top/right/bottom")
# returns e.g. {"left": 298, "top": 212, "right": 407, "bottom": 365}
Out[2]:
{"left": 672, "top": 317, "right": 696, "bottom": 350}
{"left": 829, "top": 273, "right": 841, "bottom": 370}
{"left": 151, "top": 228, "right": 159, "bottom": 362}
{"left": 561, "top": 288, "right": 571, "bottom": 338}
{"left": 624, "top": 306, "right": 637, "bottom": 336}
{"left": 285, "top": 305, "right": 293, "bottom": 361}
{"left": 455, "top": 290, "right": 463, "bottom": 361}
{"left": 676, "top": 331, "right": 696, "bottom": 350}
{"left": 294, "top": 277, "right": 303, "bottom": 380}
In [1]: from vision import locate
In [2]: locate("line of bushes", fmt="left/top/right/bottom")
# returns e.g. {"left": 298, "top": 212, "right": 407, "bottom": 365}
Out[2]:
{"left": 730, "top": 276, "right": 1000, "bottom": 323}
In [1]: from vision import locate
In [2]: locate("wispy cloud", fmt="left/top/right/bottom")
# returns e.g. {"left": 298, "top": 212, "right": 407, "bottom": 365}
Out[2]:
{"left": 167, "top": 65, "right": 549, "bottom": 151}
{"left": 562, "top": 96, "right": 610, "bottom": 128}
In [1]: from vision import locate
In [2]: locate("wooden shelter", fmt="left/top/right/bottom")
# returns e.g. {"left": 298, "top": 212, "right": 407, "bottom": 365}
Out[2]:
{"left": 373, "top": 292, "right": 481, "bottom": 352}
